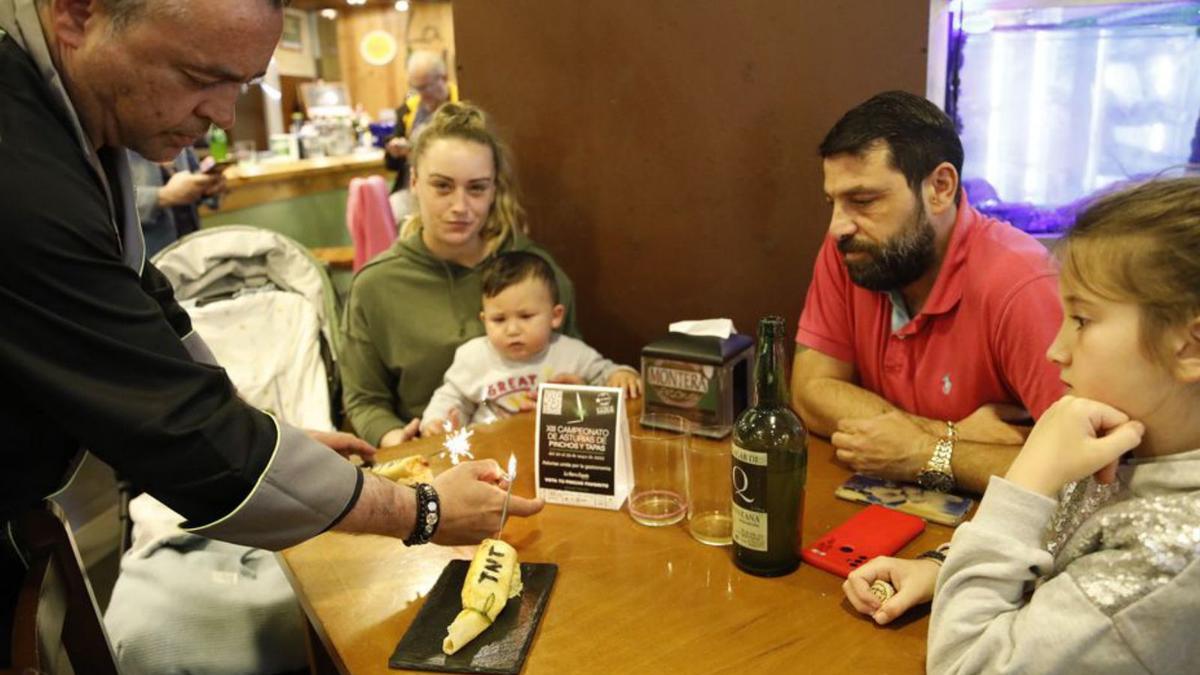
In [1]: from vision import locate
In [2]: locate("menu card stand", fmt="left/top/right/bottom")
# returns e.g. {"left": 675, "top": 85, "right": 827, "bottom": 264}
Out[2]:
{"left": 534, "top": 383, "right": 631, "bottom": 510}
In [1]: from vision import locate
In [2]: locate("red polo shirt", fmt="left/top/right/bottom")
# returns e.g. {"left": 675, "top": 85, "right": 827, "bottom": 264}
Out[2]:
{"left": 796, "top": 200, "right": 1065, "bottom": 421}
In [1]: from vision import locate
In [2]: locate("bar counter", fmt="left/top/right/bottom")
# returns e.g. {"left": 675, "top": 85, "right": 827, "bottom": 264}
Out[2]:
{"left": 201, "top": 149, "right": 386, "bottom": 215}
{"left": 280, "top": 403, "right": 954, "bottom": 674}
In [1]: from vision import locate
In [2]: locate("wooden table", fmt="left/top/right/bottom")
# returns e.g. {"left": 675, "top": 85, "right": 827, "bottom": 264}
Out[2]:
{"left": 280, "top": 408, "right": 954, "bottom": 674}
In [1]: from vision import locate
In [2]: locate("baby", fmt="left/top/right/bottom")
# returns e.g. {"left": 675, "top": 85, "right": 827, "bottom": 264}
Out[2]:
{"left": 420, "top": 251, "right": 641, "bottom": 435}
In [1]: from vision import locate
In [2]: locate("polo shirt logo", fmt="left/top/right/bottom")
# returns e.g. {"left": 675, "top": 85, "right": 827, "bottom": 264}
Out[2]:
{"left": 941, "top": 374, "right": 953, "bottom": 395}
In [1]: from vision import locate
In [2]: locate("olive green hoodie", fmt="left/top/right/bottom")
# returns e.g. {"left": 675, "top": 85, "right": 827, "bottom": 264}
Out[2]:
{"left": 340, "top": 231, "right": 579, "bottom": 446}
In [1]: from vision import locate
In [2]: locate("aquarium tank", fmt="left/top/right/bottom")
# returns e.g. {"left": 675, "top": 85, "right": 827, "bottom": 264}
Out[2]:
{"left": 940, "top": 0, "right": 1200, "bottom": 234}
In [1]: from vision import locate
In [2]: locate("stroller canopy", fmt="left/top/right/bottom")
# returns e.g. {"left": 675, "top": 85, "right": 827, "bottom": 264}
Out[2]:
{"left": 153, "top": 225, "right": 342, "bottom": 358}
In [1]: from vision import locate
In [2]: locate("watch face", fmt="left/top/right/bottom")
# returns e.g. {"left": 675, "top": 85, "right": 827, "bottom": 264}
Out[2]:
{"left": 918, "top": 470, "right": 955, "bottom": 493}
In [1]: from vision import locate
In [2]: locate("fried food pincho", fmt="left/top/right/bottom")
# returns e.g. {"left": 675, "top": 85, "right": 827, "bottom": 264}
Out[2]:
{"left": 370, "top": 454, "right": 434, "bottom": 485}
{"left": 442, "top": 538, "right": 523, "bottom": 655}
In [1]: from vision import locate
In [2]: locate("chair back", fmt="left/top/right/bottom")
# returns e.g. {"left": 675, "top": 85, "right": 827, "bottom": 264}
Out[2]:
{"left": 5, "top": 502, "right": 118, "bottom": 675}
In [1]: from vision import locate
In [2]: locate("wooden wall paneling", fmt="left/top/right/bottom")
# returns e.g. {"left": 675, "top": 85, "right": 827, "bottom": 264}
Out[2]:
{"left": 231, "top": 86, "right": 268, "bottom": 151}
{"left": 315, "top": 14, "right": 342, "bottom": 81}
{"left": 453, "top": 0, "right": 930, "bottom": 364}
{"left": 275, "top": 8, "right": 319, "bottom": 78}
{"left": 406, "top": 0, "right": 457, "bottom": 81}
{"left": 336, "top": 6, "right": 410, "bottom": 119}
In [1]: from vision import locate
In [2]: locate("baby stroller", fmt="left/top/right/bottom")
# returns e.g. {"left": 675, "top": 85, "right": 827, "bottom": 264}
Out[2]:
{"left": 104, "top": 225, "right": 344, "bottom": 675}
{"left": 152, "top": 224, "right": 344, "bottom": 429}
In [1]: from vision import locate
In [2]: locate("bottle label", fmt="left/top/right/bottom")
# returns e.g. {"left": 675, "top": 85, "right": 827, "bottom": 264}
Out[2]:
{"left": 731, "top": 444, "right": 768, "bottom": 552}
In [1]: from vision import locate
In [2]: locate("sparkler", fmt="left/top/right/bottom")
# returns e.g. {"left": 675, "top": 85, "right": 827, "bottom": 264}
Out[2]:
{"left": 441, "top": 419, "right": 475, "bottom": 465}
{"left": 496, "top": 453, "right": 517, "bottom": 538}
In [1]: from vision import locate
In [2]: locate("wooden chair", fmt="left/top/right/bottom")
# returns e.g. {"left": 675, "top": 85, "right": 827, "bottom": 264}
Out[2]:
{"left": 3, "top": 502, "right": 118, "bottom": 675}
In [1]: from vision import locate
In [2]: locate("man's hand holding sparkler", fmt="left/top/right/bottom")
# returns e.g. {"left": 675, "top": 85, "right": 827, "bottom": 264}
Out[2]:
{"left": 430, "top": 459, "right": 544, "bottom": 545}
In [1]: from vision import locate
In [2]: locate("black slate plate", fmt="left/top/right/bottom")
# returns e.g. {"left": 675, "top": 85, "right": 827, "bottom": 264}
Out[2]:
{"left": 389, "top": 560, "right": 558, "bottom": 674}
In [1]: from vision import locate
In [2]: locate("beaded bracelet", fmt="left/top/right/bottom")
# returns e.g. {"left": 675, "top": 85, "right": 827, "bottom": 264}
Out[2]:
{"left": 403, "top": 483, "right": 441, "bottom": 546}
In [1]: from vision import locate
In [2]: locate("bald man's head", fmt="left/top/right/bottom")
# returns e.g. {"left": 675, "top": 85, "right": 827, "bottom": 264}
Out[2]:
{"left": 407, "top": 51, "right": 449, "bottom": 111}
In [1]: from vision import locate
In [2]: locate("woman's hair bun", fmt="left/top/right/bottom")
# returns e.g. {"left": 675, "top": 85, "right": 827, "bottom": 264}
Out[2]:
{"left": 431, "top": 102, "right": 486, "bottom": 132}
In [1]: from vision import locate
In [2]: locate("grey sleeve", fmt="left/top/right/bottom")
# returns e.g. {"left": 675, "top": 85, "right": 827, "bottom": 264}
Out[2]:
{"left": 134, "top": 184, "right": 164, "bottom": 224}
{"left": 182, "top": 331, "right": 219, "bottom": 367}
{"left": 183, "top": 419, "right": 363, "bottom": 551}
{"left": 572, "top": 339, "right": 635, "bottom": 386}
{"left": 927, "top": 477, "right": 1144, "bottom": 674}
{"left": 127, "top": 151, "right": 165, "bottom": 223}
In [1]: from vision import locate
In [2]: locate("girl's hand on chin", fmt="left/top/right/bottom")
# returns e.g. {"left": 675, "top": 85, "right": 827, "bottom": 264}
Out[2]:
{"left": 1004, "top": 395, "right": 1144, "bottom": 497}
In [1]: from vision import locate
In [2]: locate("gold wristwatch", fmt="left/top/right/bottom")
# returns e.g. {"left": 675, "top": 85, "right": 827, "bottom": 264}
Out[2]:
{"left": 917, "top": 421, "right": 957, "bottom": 492}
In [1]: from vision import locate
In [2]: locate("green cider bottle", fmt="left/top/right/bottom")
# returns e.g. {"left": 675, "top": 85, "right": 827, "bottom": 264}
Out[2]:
{"left": 207, "top": 124, "right": 228, "bottom": 162}
{"left": 731, "top": 315, "right": 808, "bottom": 577}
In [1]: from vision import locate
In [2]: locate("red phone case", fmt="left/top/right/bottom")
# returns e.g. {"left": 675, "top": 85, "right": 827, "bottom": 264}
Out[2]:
{"left": 801, "top": 504, "right": 926, "bottom": 578}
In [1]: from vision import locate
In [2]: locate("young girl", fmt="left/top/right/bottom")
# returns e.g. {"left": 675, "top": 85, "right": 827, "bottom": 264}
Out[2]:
{"left": 843, "top": 177, "right": 1200, "bottom": 673}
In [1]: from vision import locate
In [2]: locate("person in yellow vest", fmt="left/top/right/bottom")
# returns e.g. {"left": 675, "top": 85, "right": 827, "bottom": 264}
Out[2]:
{"left": 385, "top": 50, "right": 459, "bottom": 193}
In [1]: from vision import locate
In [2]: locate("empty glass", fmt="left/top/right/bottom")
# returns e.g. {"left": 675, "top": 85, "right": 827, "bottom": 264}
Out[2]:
{"left": 685, "top": 433, "right": 733, "bottom": 546}
{"left": 628, "top": 414, "right": 688, "bottom": 526}
{"left": 233, "top": 140, "right": 256, "bottom": 164}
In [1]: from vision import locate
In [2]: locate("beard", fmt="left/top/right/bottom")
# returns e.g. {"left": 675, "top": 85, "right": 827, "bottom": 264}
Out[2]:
{"left": 837, "top": 201, "right": 936, "bottom": 292}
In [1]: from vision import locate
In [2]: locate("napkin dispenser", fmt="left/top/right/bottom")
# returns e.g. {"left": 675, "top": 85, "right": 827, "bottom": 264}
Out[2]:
{"left": 640, "top": 332, "right": 754, "bottom": 438}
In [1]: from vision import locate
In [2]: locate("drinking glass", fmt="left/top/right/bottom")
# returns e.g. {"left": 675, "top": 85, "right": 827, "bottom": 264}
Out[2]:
{"left": 685, "top": 432, "right": 733, "bottom": 545}
{"left": 628, "top": 414, "right": 688, "bottom": 526}
{"left": 233, "top": 140, "right": 256, "bottom": 164}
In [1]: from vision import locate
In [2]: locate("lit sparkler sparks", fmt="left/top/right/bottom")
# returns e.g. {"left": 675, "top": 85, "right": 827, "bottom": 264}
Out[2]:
{"left": 441, "top": 420, "right": 475, "bottom": 465}
{"left": 505, "top": 453, "right": 517, "bottom": 483}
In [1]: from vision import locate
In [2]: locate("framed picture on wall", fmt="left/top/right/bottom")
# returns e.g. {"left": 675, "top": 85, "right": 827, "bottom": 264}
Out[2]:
{"left": 299, "top": 82, "right": 352, "bottom": 118}
{"left": 280, "top": 10, "right": 304, "bottom": 51}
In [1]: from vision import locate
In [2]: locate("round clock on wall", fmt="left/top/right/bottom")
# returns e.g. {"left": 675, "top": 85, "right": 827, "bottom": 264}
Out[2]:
{"left": 360, "top": 30, "right": 398, "bottom": 67}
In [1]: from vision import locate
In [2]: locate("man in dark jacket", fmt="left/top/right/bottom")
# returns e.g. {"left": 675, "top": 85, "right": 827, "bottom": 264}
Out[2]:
{"left": 0, "top": 0, "right": 541, "bottom": 662}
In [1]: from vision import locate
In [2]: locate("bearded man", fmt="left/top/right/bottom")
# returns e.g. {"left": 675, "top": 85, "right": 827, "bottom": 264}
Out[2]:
{"left": 792, "top": 91, "right": 1064, "bottom": 494}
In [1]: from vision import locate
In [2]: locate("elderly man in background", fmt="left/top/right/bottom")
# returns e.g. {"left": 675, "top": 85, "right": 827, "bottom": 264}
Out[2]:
{"left": 792, "top": 91, "right": 1065, "bottom": 494}
{"left": 0, "top": 0, "right": 538, "bottom": 666}
{"left": 385, "top": 50, "right": 459, "bottom": 194}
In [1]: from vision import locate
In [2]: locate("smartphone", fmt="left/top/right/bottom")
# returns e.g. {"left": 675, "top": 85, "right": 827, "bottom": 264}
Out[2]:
{"left": 199, "top": 157, "right": 236, "bottom": 174}
{"left": 835, "top": 473, "right": 974, "bottom": 526}
{"left": 801, "top": 505, "right": 925, "bottom": 578}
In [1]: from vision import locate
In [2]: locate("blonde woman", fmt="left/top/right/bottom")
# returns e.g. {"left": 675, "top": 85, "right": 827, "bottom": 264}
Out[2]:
{"left": 341, "top": 102, "right": 580, "bottom": 448}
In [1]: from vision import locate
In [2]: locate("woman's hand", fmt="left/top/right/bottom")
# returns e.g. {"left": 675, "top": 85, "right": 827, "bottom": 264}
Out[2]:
{"left": 1005, "top": 395, "right": 1144, "bottom": 497}
{"left": 431, "top": 459, "right": 545, "bottom": 545}
{"left": 606, "top": 370, "right": 643, "bottom": 400}
{"left": 379, "top": 419, "right": 421, "bottom": 448}
{"left": 843, "top": 556, "right": 940, "bottom": 625}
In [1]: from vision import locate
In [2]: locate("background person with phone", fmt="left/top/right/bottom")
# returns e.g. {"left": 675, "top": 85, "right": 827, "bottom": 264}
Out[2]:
{"left": 129, "top": 145, "right": 227, "bottom": 257}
